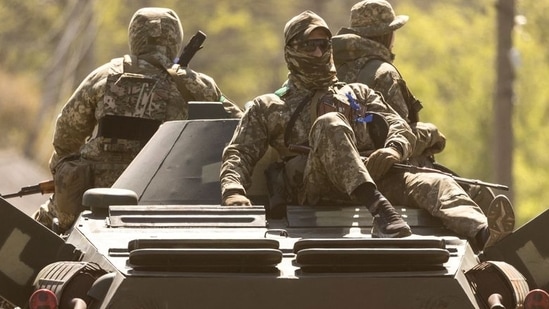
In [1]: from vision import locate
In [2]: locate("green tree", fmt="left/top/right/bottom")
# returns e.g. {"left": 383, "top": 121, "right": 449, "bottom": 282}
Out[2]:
{"left": 513, "top": 0, "right": 549, "bottom": 221}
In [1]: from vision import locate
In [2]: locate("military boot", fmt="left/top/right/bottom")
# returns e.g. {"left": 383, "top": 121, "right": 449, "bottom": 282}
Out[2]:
{"left": 484, "top": 194, "right": 515, "bottom": 248}
{"left": 369, "top": 192, "right": 412, "bottom": 238}
{"left": 468, "top": 184, "right": 496, "bottom": 215}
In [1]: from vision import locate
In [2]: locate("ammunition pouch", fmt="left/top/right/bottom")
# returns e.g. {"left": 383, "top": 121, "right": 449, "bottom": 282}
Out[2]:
{"left": 264, "top": 161, "right": 289, "bottom": 219}
{"left": 97, "top": 115, "right": 161, "bottom": 147}
{"left": 317, "top": 96, "right": 353, "bottom": 120}
{"left": 316, "top": 89, "right": 367, "bottom": 123}
{"left": 52, "top": 155, "right": 94, "bottom": 223}
{"left": 365, "top": 112, "right": 390, "bottom": 149}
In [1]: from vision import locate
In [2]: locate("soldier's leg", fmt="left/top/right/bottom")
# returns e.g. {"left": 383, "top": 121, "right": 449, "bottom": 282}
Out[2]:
{"left": 305, "top": 112, "right": 411, "bottom": 237}
{"left": 305, "top": 112, "right": 373, "bottom": 202}
{"left": 33, "top": 197, "right": 55, "bottom": 229}
{"left": 38, "top": 158, "right": 94, "bottom": 232}
{"left": 402, "top": 172, "right": 487, "bottom": 239}
{"left": 484, "top": 194, "right": 515, "bottom": 248}
{"left": 426, "top": 161, "right": 496, "bottom": 214}
{"left": 467, "top": 185, "right": 496, "bottom": 214}
{"left": 33, "top": 194, "right": 78, "bottom": 233}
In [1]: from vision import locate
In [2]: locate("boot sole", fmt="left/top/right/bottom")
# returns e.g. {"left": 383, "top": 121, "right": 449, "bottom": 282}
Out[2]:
{"left": 371, "top": 229, "right": 412, "bottom": 238}
{"left": 371, "top": 216, "right": 412, "bottom": 238}
{"left": 485, "top": 194, "right": 515, "bottom": 248}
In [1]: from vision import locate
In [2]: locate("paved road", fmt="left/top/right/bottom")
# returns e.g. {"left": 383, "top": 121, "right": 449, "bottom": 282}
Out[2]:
{"left": 0, "top": 149, "right": 50, "bottom": 216}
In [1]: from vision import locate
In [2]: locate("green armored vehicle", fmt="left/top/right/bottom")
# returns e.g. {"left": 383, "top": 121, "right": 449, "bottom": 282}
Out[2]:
{"left": 1, "top": 102, "right": 548, "bottom": 309}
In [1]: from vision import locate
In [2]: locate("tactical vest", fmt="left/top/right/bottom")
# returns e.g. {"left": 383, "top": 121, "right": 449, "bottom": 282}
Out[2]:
{"left": 276, "top": 83, "right": 369, "bottom": 148}
{"left": 97, "top": 55, "right": 185, "bottom": 153}
{"left": 101, "top": 55, "right": 184, "bottom": 121}
{"left": 341, "top": 57, "right": 423, "bottom": 123}
{"left": 315, "top": 83, "right": 368, "bottom": 122}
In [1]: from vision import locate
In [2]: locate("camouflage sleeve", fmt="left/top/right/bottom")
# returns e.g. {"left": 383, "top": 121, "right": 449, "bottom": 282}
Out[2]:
{"left": 359, "top": 64, "right": 437, "bottom": 158}
{"left": 411, "top": 121, "right": 446, "bottom": 157}
{"left": 220, "top": 97, "right": 271, "bottom": 198}
{"left": 350, "top": 83, "right": 416, "bottom": 159}
{"left": 176, "top": 68, "right": 244, "bottom": 118}
{"left": 359, "top": 64, "right": 410, "bottom": 121}
{"left": 49, "top": 64, "right": 109, "bottom": 170}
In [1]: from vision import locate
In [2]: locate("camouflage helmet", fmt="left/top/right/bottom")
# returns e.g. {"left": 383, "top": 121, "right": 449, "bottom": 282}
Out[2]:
{"left": 347, "top": 0, "right": 408, "bottom": 37}
{"left": 128, "top": 7, "right": 184, "bottom": 61}
{"left": 283, "top": 10, "right": 331, "bottom": 45}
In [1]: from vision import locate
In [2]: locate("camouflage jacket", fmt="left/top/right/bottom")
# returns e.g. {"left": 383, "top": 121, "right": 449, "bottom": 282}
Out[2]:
{"left": 220, "top": 80, "right": 415, "bottom": 197}
{"left": 332, "top": 32, "right": 444, "bottom": 159}
{"left": 50, "top": 51, "right": 241, "bottom": 172}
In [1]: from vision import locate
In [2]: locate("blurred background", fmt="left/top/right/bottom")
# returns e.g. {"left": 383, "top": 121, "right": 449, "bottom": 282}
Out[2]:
{"left": 0, "top": 0, "right": 547, "bottom": 225}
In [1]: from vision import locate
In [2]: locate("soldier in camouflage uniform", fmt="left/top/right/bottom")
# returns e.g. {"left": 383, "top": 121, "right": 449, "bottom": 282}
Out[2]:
{"left": 35, "top": 7, "right": 243, "bottom": 233}
{"left": 332, "top": 0, "right": 515, "bottom": 249}
{"left": 221, "top": 10, "right": 415, "bottom": 238}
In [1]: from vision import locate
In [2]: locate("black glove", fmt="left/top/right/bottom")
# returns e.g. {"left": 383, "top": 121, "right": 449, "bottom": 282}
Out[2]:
{"left": 365, "top": 147, "right": 402, "bottom": 180}
{"left": 223, "top": 193, "right": 252, "bottom": 206}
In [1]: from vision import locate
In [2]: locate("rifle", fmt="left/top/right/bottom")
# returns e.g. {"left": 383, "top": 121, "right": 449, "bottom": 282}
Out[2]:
{"left": 392, "top": 163, "right": 509, "bottom": 191}
{"left": 287, "top": 144, "right": 509, "bottom": 191}
{"left": 176, "top": 30, "right": 207, "bottom": 67}
{"left": 0, "top": 179, "right": 55, "bottom": 199}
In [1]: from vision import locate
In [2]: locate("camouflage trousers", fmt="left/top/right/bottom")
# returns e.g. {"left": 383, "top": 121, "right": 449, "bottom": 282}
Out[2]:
{"left": 408, "top": 156, "right": 496, "bottom": 214}
{"left": 34, "top": 158, "right": 127, "bottom": 232}
{"left": 377, "top": 169, "right": 487, "bottom": 239}
{"left": 284, "top": 112, "right": 375, "bottom": 205}
{"left": 280, "top": 112, "right": 487, "bottom": 239}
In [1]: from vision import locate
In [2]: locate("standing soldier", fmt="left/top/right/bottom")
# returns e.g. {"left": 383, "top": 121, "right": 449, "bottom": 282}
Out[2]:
{"left": 35, "top": 7, "right": 242, "bottom": 233}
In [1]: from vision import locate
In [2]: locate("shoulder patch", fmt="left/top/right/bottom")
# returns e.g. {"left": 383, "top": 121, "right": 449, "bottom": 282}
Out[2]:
{"left": 274, "top": 86, "right": 289, "bottom": 97}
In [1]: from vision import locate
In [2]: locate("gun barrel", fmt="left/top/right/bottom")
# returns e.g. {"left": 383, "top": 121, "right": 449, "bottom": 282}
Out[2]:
{"left": 393, "top": 164, "right": 509, "bottom": 191}
{"left": 287, "top": 144, "right": 509, "bottom": 192}
{"left": 287, "top": 144, "right": 311, "bottom": 155}
{"left": 1, "top": 179, "right": 54, "bottom": 199}
{"left": 0, "top": 192, "right": 22, "bottom": 199}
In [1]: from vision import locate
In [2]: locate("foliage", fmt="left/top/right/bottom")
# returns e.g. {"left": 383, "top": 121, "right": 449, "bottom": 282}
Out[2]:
{"left": 0, "top": 0, "right": 547, "bottom": 225}
{"left": 0, "top": 0, "right": 67, "bottom": 72}
{"left": 395, "top": 2, "right": 495, "bottom": 181}
{"left": 0, "top": 72, "right": 41, "bottom": 150}
{"left": 513, "top": 0, "right": 549, "bottom": 221}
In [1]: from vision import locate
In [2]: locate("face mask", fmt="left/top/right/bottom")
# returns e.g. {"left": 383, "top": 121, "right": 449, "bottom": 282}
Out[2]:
{"left": 285, "top": 43, "right": 337, "bottom": 90}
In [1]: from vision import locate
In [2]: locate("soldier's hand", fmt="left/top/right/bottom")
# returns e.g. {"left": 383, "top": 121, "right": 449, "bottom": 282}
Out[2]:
{"left": 365, "top": 147, "right": 402, "bottom": 180}
{"left": 424, "top": 129, "right": 446, "bottom": 156}
{"left": 223, "top": 193, "right": 252, "bottom": 206}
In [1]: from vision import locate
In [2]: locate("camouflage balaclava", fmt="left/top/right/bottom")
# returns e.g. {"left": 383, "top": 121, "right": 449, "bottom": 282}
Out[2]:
{"left": 128, "top": 7, "right": 184, "bottom": 61}
{"left": 283, "top": 10, "right": 337, "bottom": 90}
{"left": 343, "top": 0, "right": 408, "bottom": 37}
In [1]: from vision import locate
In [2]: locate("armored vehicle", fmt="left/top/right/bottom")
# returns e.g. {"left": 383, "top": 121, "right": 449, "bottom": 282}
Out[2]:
{"left": 1, "top": 102, "right": 549, "bottom": 309}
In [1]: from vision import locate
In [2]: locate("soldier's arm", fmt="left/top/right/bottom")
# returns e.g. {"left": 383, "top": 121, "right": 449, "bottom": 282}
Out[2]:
{"left": 357, "top": 84, "right": 416, "bottom": 159}
{"left": 51, "top": 65, "right": 108, "bottom": 167}
{"left": 361, "top": 66, "right": 410, "bottom": 121}
{"left": 176, "top": 68, "right": 244, "bottom": 118}
{"left": 220, "top": 97, "right": 271, "bottom": 197}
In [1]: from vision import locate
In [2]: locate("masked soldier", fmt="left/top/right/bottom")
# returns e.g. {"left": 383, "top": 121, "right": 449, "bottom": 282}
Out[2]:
{"left": 35, "top": 7, "right": 242, "bottom": 233}
{"left": 221, "top": 10, "right": 416, "bottom": 238}
{"left": 332, "top": 0, "right": 515, "bottom": 250}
